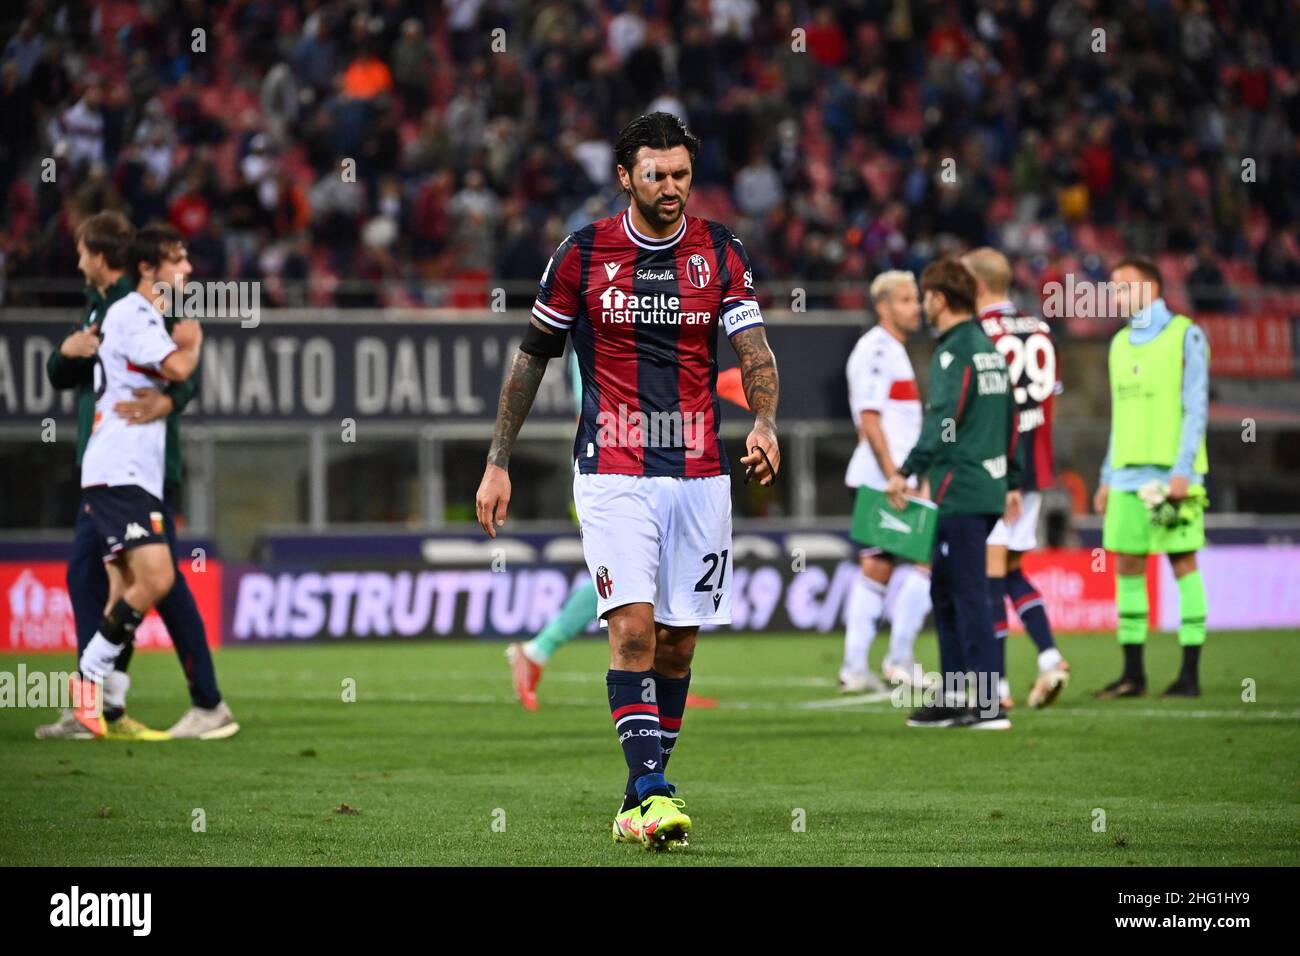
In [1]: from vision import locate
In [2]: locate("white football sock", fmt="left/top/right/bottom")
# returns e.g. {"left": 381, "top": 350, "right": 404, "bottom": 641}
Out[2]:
{"left": 1038, "top": 647, "right": 1063, "bottom": 672}
{"left": 104, "top": 670, "right": 130, "bottom": 711}
{"left": 882, "top": 565, "right": 908, "bottom": 622}
{"left": 888, "top": 566, "right": 932, "bottom": 666}
{"left": 840, "top": 575, "right": 886, "bottom": 680}
{"left": 79, "top": 633, "right": 122, "bottom": 682}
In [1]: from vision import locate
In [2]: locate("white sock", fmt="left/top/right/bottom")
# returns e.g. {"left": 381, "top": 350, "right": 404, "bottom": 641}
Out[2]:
{"left": 104, "top": 670, "right": 130, "bottom": 711}
{"left": 998, "top": 677, "right": 1010, "bottom": 700}
{"left": 521, "top": 639, "right": 548, "bottom": 666}
{"left": 888, "top": 566, "right": 932, "bottom": 666}
{"left": 840, "top": 575, "right": 886, "bottom": 680}
{"left": 79, "top": 633, "right": 122, "bottom": 682}
{"left": 882, "top": 565, "right": 908, "bottom": 622}
{"left": 1037, "top": 647, "right": 1063, "bottom": 672}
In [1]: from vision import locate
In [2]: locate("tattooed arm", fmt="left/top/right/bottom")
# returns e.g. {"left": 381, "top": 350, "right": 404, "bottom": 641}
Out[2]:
{"left": 730, "top": 325, "right": 780, "bottom": 484}
{"left": 476, "top": 343, "right": 552, "bottom": 537}
{"left": 486, "top": 348, "right": 550, "bottom": 468}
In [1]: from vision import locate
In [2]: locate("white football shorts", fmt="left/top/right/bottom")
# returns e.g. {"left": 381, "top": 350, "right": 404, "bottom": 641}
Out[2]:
{"left": 987, "top": 490, "right": 1042, "bottom": 552}
{"left": 573, "top": 472, "right": 733, "bottom": 627}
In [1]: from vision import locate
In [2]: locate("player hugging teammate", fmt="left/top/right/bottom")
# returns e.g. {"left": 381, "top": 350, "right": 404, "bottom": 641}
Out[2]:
{"left": 37, "top": 218, "right": 237, "bottom": 741}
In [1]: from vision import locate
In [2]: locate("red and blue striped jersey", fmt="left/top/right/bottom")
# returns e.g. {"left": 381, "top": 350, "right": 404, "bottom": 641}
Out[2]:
{"left": 979, "top": 301, "right": 1059, "bottom": 491}
{"left": 532, "top": 209, "right": 763, "bottom": 477}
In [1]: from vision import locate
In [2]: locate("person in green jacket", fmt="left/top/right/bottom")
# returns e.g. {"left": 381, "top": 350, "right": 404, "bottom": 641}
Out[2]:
{"left": 36, "top": 213, "right": 236, "bottom": 740}
{"left": 1093, "top": 257, "right": 1210, "bottom": 698}
{"left": 886, "top": 258, "right": 1022, "bottom": 729}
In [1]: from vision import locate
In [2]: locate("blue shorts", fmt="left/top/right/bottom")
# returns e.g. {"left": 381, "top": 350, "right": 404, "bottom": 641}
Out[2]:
{"left": 81, "top": 486, "right": 167, "bottom": 562}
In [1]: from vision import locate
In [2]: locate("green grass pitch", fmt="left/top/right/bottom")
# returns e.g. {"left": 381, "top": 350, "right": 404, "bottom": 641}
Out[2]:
{"left": 2, "top": 630, "right": 1297, "bottom": 866}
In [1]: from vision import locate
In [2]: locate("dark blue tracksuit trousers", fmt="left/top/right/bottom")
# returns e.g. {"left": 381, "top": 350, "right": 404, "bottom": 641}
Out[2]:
{"left": 68, "top": 483, "right": 222, "bottom": 709}
{"left": 931, "top": 513, "right": 1000, "bottom": 709}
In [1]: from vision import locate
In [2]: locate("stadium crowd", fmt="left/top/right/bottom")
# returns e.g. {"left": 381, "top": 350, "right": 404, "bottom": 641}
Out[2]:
{"left": 2, "top": 0, "right": 1298, "bottom": 311}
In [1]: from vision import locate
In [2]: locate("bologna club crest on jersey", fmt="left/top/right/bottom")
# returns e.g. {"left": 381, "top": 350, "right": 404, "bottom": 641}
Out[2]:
{"left": 595, "top": 565, "right": 614, "bottom": 599}
{"left": 685, "top": 254, "right": 711, "bottom": 289}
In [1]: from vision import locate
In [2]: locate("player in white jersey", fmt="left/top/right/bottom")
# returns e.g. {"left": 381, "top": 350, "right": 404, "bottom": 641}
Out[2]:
{"left": 69, "top": 224, "right": 203, "bottom": 736}
{"left": 839, "top": 271, "right": 934, "bottom": 692}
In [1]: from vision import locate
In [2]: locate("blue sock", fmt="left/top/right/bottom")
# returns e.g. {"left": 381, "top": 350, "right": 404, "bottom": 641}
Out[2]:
{"left": 623, "top": 670, "right": 690, "bottom": 807}
{"left": 652, "top": 669, "right": 689, "bottom": 773}
{"left": 988, "top": 576, "right": 1009, "bottom": 640}
{"left": 607, "top": 669, "right": 668, "bottom": 805}
{"left": 1007, "top": 569, "right": 1055, "bottom": 653}
{"left": 988, "top": 575, "right": 1008, "bottom": 688}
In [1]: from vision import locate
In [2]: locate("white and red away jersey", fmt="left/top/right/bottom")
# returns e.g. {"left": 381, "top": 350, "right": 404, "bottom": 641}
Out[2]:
{"left": 81, "top": 291, "right": 177, "bottom": 499}
{"left": 844, "top": 324, "right": 922, "bottom": 490}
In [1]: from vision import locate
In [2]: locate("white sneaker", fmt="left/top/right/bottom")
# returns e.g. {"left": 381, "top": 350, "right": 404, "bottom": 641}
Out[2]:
{"left": 883, "top": 659, "right": 929, "bottom": 688}
{"left": 167, "top": 701, "right": 240, "bottom": 739}
{"left": 838, "top": 671, "right": 887, "bottom": 694}
{"left": 34, "top": 709, "right": 93, "bottom": 740}
{"left": 1028, "top": 661, "right": 1071, "bottom": 709}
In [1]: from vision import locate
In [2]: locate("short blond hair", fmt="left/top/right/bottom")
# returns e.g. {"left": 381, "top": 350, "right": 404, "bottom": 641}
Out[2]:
{"left": 869, "top": 270, "right": 916, "bottom": 305}
{"left": 961, "top": 247, "right": 1012, "bottom": 296}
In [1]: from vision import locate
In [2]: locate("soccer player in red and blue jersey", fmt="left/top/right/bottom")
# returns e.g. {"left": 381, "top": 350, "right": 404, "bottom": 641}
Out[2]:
{"left": 476, "top": 112, "right": 780, "bottom": 850}
{"left": 964, "top": 248, "right": 1070, "bottom": 710}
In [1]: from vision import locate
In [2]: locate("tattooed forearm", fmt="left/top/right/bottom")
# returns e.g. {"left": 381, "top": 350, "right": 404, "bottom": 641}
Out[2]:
{"left": 486, "top": 349, "right": 550, "bottom": 468}
{"left": 731, "top": 326, "right": 779, "bottom": 429}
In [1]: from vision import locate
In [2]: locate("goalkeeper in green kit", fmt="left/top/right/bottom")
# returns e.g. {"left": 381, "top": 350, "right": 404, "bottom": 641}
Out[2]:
{"left": 1094, "top": 257, "right": 1210, "bottom": 699}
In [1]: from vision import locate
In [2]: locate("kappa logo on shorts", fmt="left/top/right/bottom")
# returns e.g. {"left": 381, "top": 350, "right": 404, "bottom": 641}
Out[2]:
{"left": 124, "top": 522, "right": 148, "bottom": 541}
{"left": 595, "top": 565, "right": 614, "bottom": 599}
{"left": 149, "top": 512, "right": 164, "bottom": 534}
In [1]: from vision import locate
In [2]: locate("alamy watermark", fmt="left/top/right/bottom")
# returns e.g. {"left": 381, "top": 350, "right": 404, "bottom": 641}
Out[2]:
{"left": 0, "top": 665, "right": 93, "bottom": 712}
{"left": 890, "top": 667, "right": 1003, "bottom": 717}
{"left": 151, "top": 279, "right": 261, "bottom": 328}
{"left": 594, "top": 402, "right": 709, "bottom": 459}
{"left": 1041, "top": 276, "right": 1158, "bottom": 323}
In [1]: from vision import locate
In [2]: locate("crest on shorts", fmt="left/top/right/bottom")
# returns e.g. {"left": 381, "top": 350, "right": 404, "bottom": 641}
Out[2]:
{"left": 150, "top": 512, "right": 164, "bottom": 534}
{"left": 685, "top": 254, "right": 711, "bottom": 289}
{"left": 595, "top": 565, "right": 614, "bottom": 599}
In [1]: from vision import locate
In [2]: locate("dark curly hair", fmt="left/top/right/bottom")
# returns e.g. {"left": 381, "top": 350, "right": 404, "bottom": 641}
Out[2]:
{"left": 614, "top": 112, "right": 699, "bottom": 177}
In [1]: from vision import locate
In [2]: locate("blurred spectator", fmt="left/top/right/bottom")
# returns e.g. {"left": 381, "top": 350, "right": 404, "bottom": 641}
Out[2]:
{"left": 309, "top": 159, "right": 364, "bottom": 258}
{"left": 0, "top": 0, "right": 1295, "bottom": 309}
{"left": 49, "top": 85, "right": 105, "bottom": 173}
{"left": 449, "top": 169, "right": 501, "bottom": 271}
{"left": 391, "top": 18, "right": 428, "bottom": 116}
{"left": 733, "top": 151, "right": 784, "bottom": 218}
{"left": 2, "top": 18, "right": 43, "bottom": 83}
{"left": 169, "top": 171, "right": 213, "bottom": 238}
{"left": 294, "top": 7, "right": 338, "bottom": 100}
{"left": 260, "top": 62, "right": 299, "bottom": 150}
{"left": 1256, "top": 229, "right": 1300, "bottom": 285}
{"left": 342, "top": 45, "right": 393, "bottom": 101}
{"left": 0, "top": 62, "right": 33, "bottom": 185}
{"left": 71, "top": 162, "right": 123, "bottom": 219}
{"left": 1187, "top": 242, "right": 1236, "bottom": 313}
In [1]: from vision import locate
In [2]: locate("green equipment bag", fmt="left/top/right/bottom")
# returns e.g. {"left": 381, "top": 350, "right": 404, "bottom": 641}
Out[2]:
{"left": 849, "top": 486, "right": 939, "bottom": 564}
